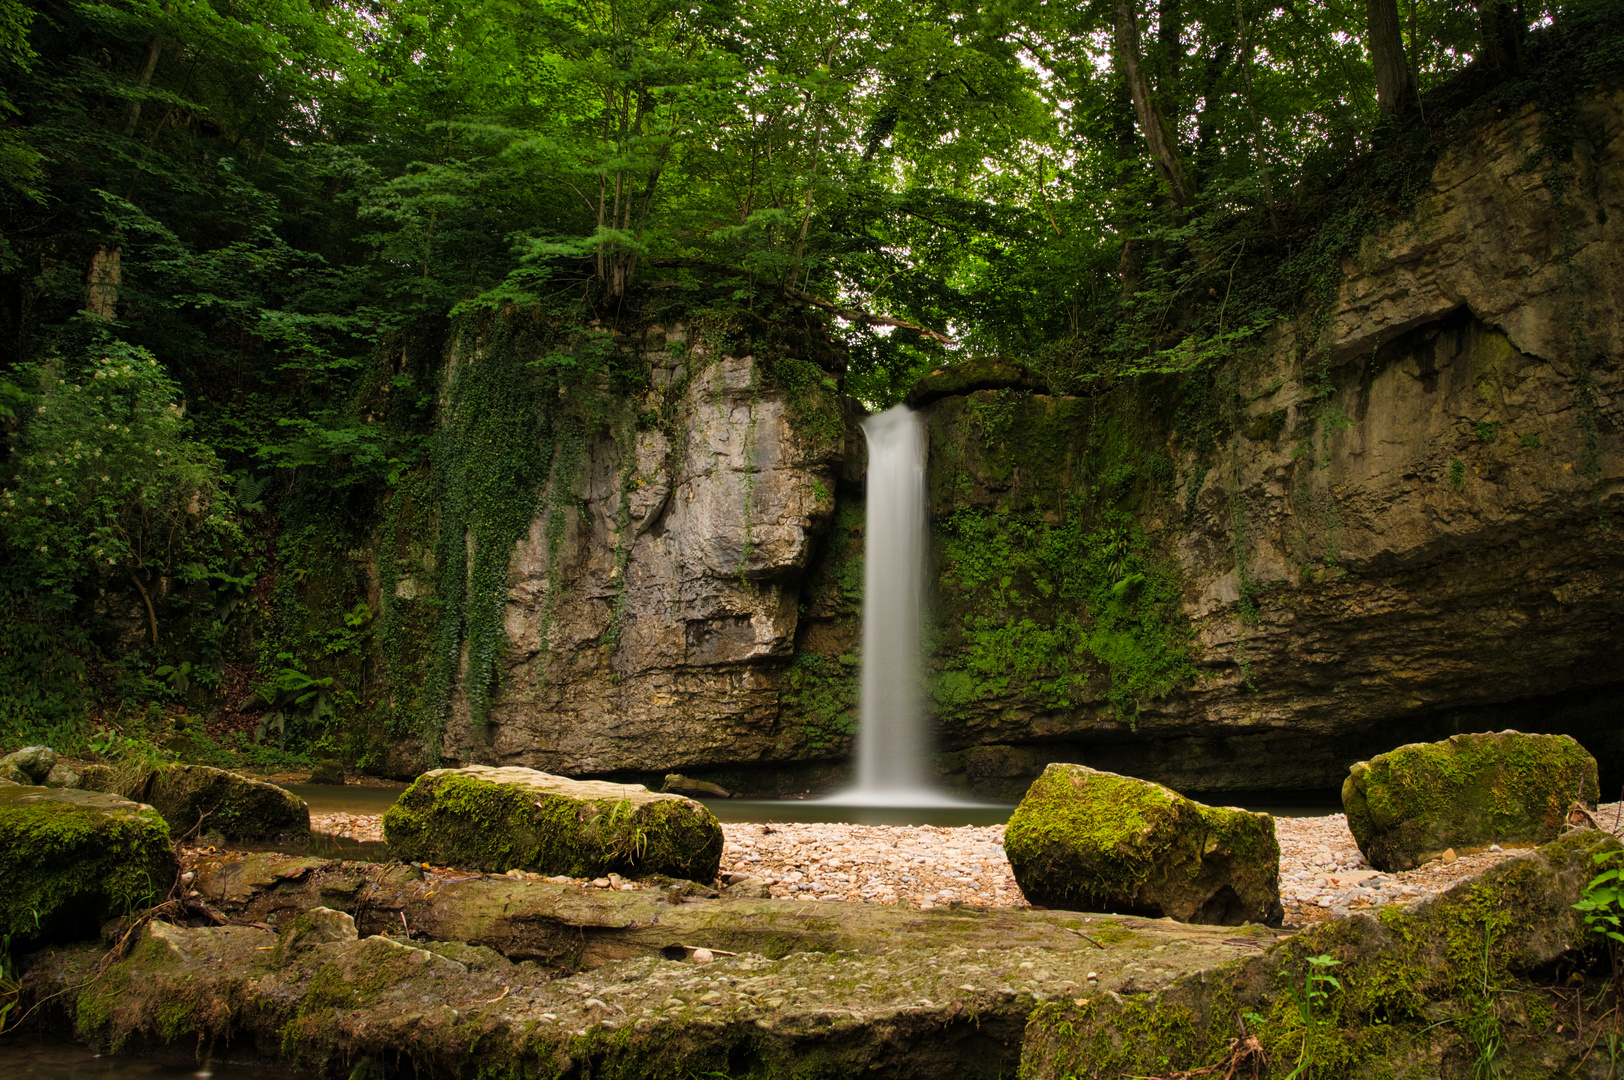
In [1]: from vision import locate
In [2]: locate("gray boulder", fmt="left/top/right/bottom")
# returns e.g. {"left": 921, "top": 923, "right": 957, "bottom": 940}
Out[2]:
{"left": 0, "top": 744, "right": 57, "bottom": 784}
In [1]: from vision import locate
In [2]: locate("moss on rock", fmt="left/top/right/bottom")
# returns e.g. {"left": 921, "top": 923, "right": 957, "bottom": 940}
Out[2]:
{"left": 1004, "top": 764, "right": 1282, "bottom": 926}
{"left": 0, "top": 783, "right": 175, "bottom": 946}
{"left": 382, "top": 765, "right": 724, "bottom": 881}
{"left": 1342, "top": 730, "right": 1599, "bottom": 872}
{"left": 134, "top": 763, "right": 310, "bottom": 842}
{"left": 1020, "top": 829, "right": 1623, "bottom": 1080}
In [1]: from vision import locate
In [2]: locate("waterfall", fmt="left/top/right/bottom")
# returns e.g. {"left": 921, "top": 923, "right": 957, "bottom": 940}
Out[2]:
{"left": 823, "top": 404, "right": 965, "bottom": 806}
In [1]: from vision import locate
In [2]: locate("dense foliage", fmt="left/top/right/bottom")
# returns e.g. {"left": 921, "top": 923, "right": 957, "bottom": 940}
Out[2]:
{"left": 0, "top": 0, "right": 1619, "bottom": 759}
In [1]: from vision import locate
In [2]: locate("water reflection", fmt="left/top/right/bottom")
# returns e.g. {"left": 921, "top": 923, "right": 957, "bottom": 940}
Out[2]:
{"left": 0, "top": 1038, "right": 310, "bottom": 1080}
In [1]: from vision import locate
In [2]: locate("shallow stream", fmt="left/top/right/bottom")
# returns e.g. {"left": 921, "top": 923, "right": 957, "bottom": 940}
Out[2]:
{"left": 0, "top": 1039, "right": 308, "bottom": 1080}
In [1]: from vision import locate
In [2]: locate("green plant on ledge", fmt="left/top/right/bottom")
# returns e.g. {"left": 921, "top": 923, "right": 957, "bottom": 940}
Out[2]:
{"left": 1283, "top": 953, "right": 1344, "bottom": 1080}
{"left": 1575, "top": 849, "right": 1624, "bottom": 1076}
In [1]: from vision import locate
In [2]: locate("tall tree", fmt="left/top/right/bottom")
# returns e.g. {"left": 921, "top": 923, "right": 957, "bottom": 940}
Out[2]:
{"left": 1112, "top": 0, "right": 1195, "bottom": 209}
{"left": 1365, "top": 0, "right": 1417, "bottom": 115}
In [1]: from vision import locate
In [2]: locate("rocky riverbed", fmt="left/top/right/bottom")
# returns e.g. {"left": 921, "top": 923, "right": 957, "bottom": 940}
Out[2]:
{"left": 309, "top": 802, "right": 1624, "bottom": 926}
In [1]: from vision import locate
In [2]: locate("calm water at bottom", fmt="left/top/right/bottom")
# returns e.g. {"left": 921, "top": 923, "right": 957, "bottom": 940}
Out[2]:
{"left": 0, "top": 1039, "right": 308, "bottom": 1080}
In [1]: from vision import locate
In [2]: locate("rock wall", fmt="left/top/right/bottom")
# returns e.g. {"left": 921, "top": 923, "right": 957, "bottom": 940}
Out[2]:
{"left": 440, "top": 328, "right": 859, "bottom": 789}
{"left": 922, "top": 87, "right": 1624, "bottom": 798}
{"left": 444, "top": 87, "right": 1623, "bottom": 799}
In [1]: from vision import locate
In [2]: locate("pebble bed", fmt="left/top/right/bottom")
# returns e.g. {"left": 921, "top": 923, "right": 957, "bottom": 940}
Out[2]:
{"left": 310, "top": 802, "right": 1624, "bottom": 928}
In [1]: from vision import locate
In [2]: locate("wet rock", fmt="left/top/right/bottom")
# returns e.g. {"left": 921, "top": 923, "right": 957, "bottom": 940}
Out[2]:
{"left": 382, "top": 765, "right": 723, "bottom": 882}
{"left": 306, "top": 759, "right": 346, "bottom": 785}
{"left": 1342, "top": 730, "right": 1598, "bottom": 871}
{"left": 0, "top": 745, "right": 57, "bottom": 784}
{"left": 1004, "top": 764, "right": 1283, "bottom": 926}
{"left": 1022, "top": 830, "right": 1622, "bottom": 1080}
{"left": 0, "top": 783, "right": 175, "bottom": 947}
{"left": 660, "top": 773, "right": 732, "bottom": 799}
{"left": 134, "top": 763, "right": 310, "bottom": 842}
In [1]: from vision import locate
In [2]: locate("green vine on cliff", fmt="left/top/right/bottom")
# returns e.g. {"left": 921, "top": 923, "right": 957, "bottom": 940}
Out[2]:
{"left": 374, "top": 311, "right": 634, "bottom": 760}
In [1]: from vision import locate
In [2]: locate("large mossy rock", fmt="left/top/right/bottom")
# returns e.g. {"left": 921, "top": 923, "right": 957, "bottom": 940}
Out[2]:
{"left": 1342, "top": 729, "right": 1599, "bottom": 872}
{"left": 0, "top": 782, "right": 176, "bottom": 946}
{"left": 1022, "top": 829, "right": 1621, "bottom": 1080}
{"left": 383, "top": 765, "right": 724, "bottom": 881}
{"left": 1004, "top": 764, "right": 1282, "bottom": 926}
{"left": 138, "top": 764, "right": 310, "bottom": 842}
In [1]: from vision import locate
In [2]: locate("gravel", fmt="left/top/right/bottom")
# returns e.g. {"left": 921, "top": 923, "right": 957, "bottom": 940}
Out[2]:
{"left": 311, "top": 801, "right": 1624, "bottom": 928}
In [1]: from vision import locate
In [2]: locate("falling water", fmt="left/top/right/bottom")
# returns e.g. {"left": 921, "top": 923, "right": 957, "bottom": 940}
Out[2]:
{"left": 823, "top": 404, "right": 967, "bottom": 807}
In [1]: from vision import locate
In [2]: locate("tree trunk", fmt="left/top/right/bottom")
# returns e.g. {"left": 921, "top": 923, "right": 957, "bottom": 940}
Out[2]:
{"left": 1365, "top": 0, "right": 1417, "bottom": 116}
{"left": 1113, "top": 0, "right": 1195, "bottom": 210}
{"left": 1478, "top": 0, "right": 1526, "bottom": 77}
{"left": 85, "top": 245, "right": 122, "bottom": 318}
{"left": 123, "top": 37, "right": 163, "bottom": 138}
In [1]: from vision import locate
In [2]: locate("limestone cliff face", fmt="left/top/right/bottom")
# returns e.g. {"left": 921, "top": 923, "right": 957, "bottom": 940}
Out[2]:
{"left": 924, "top": 87, "right": 1624, "bottom": 798}
{"left": 441, "top": 331, "right": 856, "bottom": 785}
{"left": 442, "top": 87, "right": 1622, "bottom": 798}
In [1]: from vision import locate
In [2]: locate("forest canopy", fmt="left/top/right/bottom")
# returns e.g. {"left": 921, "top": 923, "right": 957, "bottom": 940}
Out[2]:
{"left": 1, "top": 0, "right": 1619, "bottom": 758}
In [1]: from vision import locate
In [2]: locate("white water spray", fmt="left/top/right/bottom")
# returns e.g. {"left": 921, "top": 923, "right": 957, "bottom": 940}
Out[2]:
{"left": 822, "top": 404, "right": 969, "bottom": 807}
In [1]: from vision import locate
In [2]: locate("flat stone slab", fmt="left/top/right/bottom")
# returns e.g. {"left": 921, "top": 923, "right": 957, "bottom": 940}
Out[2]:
{"left": 383, "top": 765, "right": 723, "bottom": 882}
{"left": 0, "top": 782, "right": 175, "bottom": 946}
{"left": 188, "top": 851, "right": 1284, "bottom": 973}
{"left": 35, "top": 853, "right": 1276, "bottom": 1080}
{"left": 1023, "top": 829, "right": 1621, "bottom": 1079}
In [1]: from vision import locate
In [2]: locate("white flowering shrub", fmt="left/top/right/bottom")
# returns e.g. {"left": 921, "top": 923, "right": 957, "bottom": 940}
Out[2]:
{"left": 0, "top": 341, "right": 235, "bottom": 606}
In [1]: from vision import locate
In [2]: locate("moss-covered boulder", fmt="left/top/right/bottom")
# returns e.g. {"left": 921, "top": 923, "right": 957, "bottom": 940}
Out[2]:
{"left": 1342, "top": 730, "right": 1599, "bottom": 872}
{"left": 137, "top": 764, "right": 310, "bottom": 842}
{"left": 0, "top": 782, "right": 175, "bottom": 946}
{"left": 1004, "top": 764, "right": 1282, "bottom": 926}
{"left": 383, "top": 765, "right": 724, "bottom": 882}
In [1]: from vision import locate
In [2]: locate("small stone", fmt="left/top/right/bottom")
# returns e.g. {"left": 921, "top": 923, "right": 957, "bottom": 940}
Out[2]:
{"left": 1086, "top": 972, "right": 1098, "bottom": 981}
{"left": 691, "top": 948, "right": 714, "bottom": 964}
{"left": 1489, "top": 844, "right": 1503, "bottom": 852}
{"left": 0, "top": 746, "right": 57, "bottom": 784}
{"left": 1441, "top": 848, "right": 1458, "bottom": 865}
{"left": 591, "top": 878, "right": 611, "bottom": 888}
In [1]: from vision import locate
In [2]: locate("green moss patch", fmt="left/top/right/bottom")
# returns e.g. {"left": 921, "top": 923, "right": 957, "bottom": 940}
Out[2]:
{"left": 1021, "top": 829, "right": 1622, "bottom": 1080}
{"left": 0, "top": 783, "right": 175, "bottom": 946}
{"left": 1004, "top": 764, "right": 1282, "bottom": 926}
{"left": 383, "top": 765, "right": 724, "bottom": 881}
{"left": 1342, "top": 730, "right": 1599, "bottom": 871}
